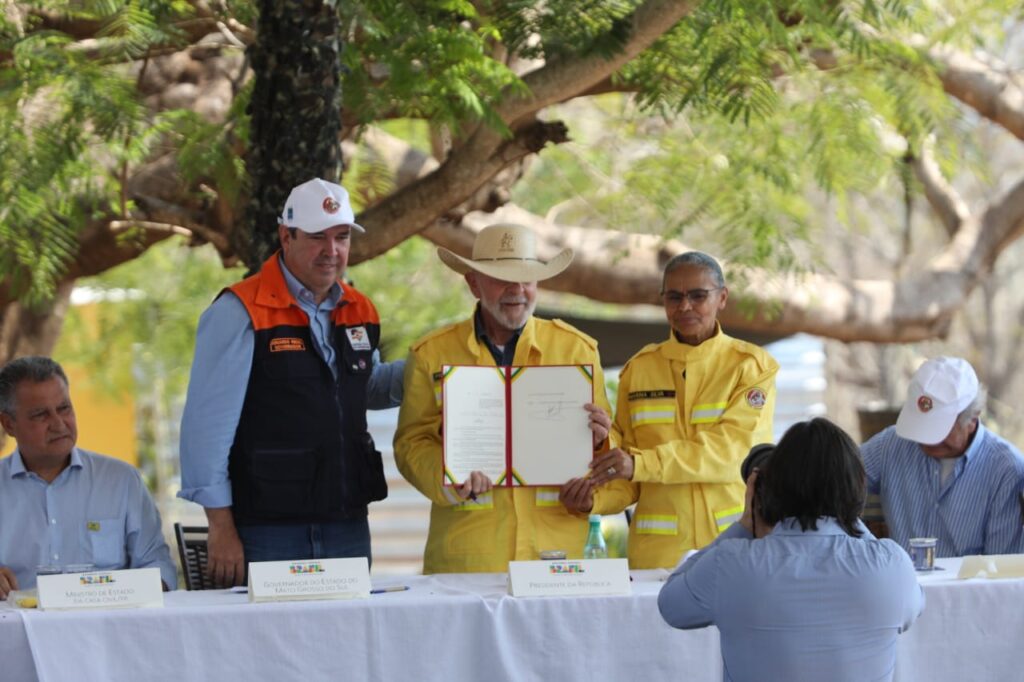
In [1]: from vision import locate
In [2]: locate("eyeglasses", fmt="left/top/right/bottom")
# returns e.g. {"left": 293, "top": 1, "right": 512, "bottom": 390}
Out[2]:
{"left": 661, "top": 287, "right": 723, "bottom": 307}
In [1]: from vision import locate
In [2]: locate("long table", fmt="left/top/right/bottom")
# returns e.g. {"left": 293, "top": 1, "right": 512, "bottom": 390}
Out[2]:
{"left": 2, "top": 559, "right": 1022, "bottom": 681}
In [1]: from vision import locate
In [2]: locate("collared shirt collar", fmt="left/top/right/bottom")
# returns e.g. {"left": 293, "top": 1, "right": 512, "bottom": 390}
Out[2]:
{"left": 961, "top": 421, "right": 987, "bottom": 462}
{"left": 9, "top": 447, "right": 83, "bottom": 479}
{"left": 473, "top": 304, "right": 525, "bottom": 365}
{"left": 661, "top": 321, "right": 724, "bottom": 361}
{"left": 770, "top": 516, "right": 864, "bottom": 537}
{"left": 277, "top": 254, "right": 343, "bottom": 308}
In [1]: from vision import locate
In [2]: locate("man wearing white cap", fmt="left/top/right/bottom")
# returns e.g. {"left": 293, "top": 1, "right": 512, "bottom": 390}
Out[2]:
{"left": 861, "top": 356, "right": 1024, "bottom": 558}
{"left": 393, "top": 223, "right": 634, "bottom": 573}
{"left": 179, "top": 178, "right": 404, "bottom": 586}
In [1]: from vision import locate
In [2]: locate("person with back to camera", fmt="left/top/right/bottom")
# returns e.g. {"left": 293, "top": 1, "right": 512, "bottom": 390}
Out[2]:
{"left": 658, "top": 418, "right": 924, "bottom": 682}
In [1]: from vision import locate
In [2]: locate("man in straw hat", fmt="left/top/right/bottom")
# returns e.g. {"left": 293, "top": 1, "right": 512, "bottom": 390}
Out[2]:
{"left": 861, "top": 356, "right": 1024, "bottom": 557}
{"left": 394, "top": 223, "right": 633, "bottom": 573}
{"left": 179, "top": 178, "right": 404, "bottom": 586}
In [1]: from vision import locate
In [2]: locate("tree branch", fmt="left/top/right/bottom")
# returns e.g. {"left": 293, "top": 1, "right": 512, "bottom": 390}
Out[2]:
{"left": 909, "top": 141, "right": 970, "bottom": 237}
{"left": 416, "top": 165, "right": 1024, "bottom": 343}
{"left": 918, "top": 39, "right": 1024, "bottom": 141}
{"left": 495, "top": 0, "right": 695, "bottom": 127}
{"left": 350, "top": 119, "right": 569, "bottom": 263}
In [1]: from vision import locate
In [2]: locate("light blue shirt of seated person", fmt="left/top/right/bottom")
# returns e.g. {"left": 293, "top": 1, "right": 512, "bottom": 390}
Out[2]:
{"left": 178, "top": 255, "right": 405, "bottom": 509}
{"left": 0, "top": 447, "right": 177, "bottom": 590}
{"left": 658, "top": 518, "right": 924, "bottom": 682}
{"left": 862, "top": 423, "right": 1024, "bottom": 558}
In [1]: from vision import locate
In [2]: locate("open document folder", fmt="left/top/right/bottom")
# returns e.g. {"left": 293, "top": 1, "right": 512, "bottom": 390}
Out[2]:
{"left": 441, "top": 364, "right": 595, "bottom": 487}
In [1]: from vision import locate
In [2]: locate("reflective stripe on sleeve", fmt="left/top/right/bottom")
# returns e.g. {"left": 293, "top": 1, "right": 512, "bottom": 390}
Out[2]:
{"left": 690, "top": 402, "right": 727, "bottom": 424}
{"left": 635, "top": 514, "right": 678, "bottom": 535}
{"left": 630, "top": 400, "right": 677, "bottom": 427}
{"left": 714, "top": 505, "right": 743, "bottom": 531}
{"left": 453, "top": 491, "right": 494, "bottom": 510}
{"left": 535, "top": 488, "right": 560, "bottom": 507}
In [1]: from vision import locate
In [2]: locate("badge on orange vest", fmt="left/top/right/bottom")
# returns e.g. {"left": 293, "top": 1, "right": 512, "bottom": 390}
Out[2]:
{"left": 270, "top": 337, "right": 306, "bottom": 352}
{"left": 345, "top": 326, "right": 372, "bottom": 351}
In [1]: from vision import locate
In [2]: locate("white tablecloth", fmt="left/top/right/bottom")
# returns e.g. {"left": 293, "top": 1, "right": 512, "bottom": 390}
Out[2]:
{"left": 2, "top": 559, "right": 1022, "bottom": 682}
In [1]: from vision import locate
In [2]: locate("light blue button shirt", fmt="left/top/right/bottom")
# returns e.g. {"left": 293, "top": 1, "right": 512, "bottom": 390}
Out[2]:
{"left": 658, "top": 518, "right": 924, "bottom": 682}
{"left": 0, "top": 448, "right": 177, "bottom": 590}
{"left": 178, "top": 256, "right": 404, "bottom": 509}
{"left": 862, "top": 423, "right": 1024, "bottom": 557}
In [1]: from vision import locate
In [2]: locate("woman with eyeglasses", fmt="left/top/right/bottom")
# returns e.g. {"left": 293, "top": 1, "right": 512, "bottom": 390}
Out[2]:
{"left": 579, "top": 252, "right": 779, "bottom": 569}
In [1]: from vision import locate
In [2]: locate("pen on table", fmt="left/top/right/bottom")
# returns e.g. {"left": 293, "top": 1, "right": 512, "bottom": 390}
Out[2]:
{"left": 370, "top": 585, "right": 410, "bottom": 595}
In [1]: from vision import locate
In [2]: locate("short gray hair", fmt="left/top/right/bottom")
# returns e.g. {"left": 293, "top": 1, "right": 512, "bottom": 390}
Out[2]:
{"left": 662, "top": 252, "right": 726, "bottom": 291}
{"left": 956, "top": 385, "right": 987, "bottom": 427}
{"left": 0, "top": 356, "right": 69, "bottom": 415}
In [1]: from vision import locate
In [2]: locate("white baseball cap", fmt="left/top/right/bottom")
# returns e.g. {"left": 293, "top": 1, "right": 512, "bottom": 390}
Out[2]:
{"left": 279, "top": 178, "right": 364, "bottom": 234}
{"left": 895, "top": 357, "right": 979, "bottom": 445}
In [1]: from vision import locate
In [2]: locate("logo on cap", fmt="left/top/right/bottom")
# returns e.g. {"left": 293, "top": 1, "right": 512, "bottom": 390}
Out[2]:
{"left": 323, "top": 197, "right": 340, "bottom": 214}
{"left": 499, "top": 233, "right": 514, "bottom": 251}
{"left": 917, "top": 395, "right": 933, "bottom": 413}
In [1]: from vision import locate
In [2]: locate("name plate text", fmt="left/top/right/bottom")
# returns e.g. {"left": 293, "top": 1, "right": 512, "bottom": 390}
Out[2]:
{"left": 38, "top": 568, "right": 163, "bottom": 611}
{"left": 508, "top": 559, "right": 631, "bottom": 597}
{"left": 249, "top": 557, "right": 370, "bottom": 603}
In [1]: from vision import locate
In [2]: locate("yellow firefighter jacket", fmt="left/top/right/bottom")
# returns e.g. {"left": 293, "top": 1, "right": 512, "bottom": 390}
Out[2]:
{"left": 614, "top": 324, "right": 778, "bottom": 569}
{"left": 394, "top": 313, "right": 633, "bottom": 573}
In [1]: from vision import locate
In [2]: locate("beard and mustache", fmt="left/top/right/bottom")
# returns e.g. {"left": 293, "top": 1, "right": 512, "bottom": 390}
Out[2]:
{"left": 479, "top": 293, "right": 536, "bottom": 332}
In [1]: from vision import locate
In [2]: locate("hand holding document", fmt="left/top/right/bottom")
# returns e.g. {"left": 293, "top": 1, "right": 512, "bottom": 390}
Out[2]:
{"left": 442, "top": 365, "right": 595, "bottom": 487}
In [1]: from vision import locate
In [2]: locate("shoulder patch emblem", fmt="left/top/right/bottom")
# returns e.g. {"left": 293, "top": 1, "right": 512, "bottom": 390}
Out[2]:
{"left": 270, "top": 337, "right": 305, "bottom": 352}
{"left": 746, "top": 387, "right": 767, "bottom": 409}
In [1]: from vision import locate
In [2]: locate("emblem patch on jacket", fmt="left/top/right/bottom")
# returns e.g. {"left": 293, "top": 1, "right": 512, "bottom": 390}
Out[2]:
{"left": 746, "top": 387, "right": 767, "bottom": 409}
{"left": 345, "top": 326, "right": 372, "bottom": 351}
{"left": 270, "top": 337, "right": 306, "bottom": 352}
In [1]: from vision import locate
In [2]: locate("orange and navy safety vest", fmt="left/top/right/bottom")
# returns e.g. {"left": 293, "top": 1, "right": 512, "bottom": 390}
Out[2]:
{"left": 225, "top": 252, "right": 386, "bottom": 525}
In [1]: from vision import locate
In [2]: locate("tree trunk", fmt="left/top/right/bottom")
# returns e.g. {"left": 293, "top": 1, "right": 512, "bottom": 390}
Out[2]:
{"left": 238, "top": 0, "right": 343, "bottom": 269}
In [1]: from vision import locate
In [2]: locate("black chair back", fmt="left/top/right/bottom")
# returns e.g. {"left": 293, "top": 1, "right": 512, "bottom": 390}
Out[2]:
{"left": 174, "top": 523, "right": 215, "bottom": 590}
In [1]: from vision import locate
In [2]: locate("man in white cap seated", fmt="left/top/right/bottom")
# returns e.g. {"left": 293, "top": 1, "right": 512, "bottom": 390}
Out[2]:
{"left": 861, "top": 356, "right": 1024, "bottom": 558}
{"left": 179, "top": 178, "right": 404, "bottom": 586}
{"left": 394, "top": 223, "right": 634, "bottom": 573}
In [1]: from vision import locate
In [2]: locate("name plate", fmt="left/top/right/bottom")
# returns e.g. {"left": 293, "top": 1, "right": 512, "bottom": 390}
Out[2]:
{"left": 508, "top": 559, "right": 631, "bottom": 597}
{"left": 38, "top": 568, "right": 163, "bottom": 611}
{"left": 248, "top": 557, "right": 371, "bottom": 603}
{"left": 958, "top": 554, "right": 1024, "bottom": 580}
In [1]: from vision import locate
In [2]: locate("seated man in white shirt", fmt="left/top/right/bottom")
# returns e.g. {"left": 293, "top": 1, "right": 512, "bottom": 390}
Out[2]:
{"left": 0, "top": 356, "right": 176, "bottom": 597}
{"left": 658, "top": 418, "right": 924, "bottom": 682}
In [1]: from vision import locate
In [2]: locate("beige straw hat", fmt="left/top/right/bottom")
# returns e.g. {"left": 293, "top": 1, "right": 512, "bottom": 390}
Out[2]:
{"left": 437, "top": 224, "right": 573, "bottom": 283}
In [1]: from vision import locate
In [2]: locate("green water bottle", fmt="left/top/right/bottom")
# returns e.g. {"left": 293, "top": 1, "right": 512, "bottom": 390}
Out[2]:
{"left": 583, "top": 514, "right": 608, "bottom": 559}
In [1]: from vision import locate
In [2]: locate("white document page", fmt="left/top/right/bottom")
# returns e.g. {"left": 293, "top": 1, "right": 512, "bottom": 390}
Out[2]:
{"left": 443, "top": 365, "right": 508, "bottom": 484}
{"left": 509, "top": 365, "right": 593, "bottom": 485}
